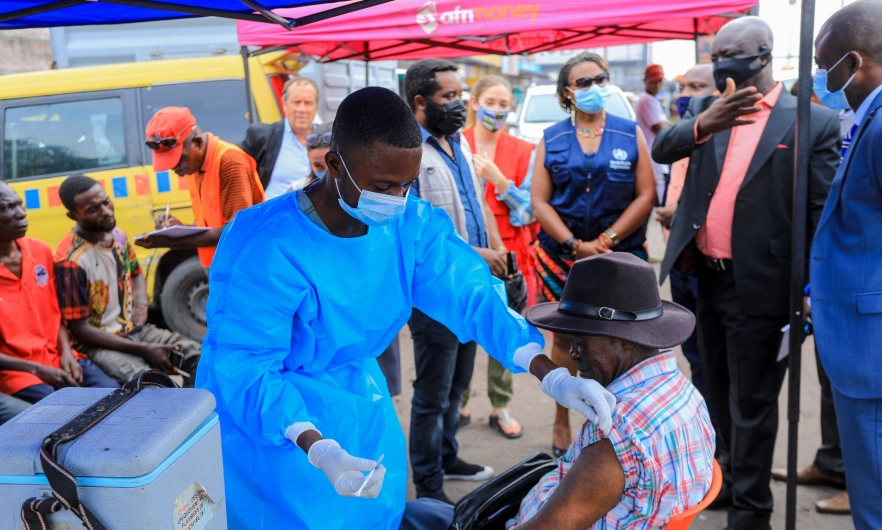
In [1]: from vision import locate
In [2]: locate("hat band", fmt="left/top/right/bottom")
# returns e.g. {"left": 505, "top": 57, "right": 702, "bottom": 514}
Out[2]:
{"left": 559, "top": 300, "right": 664, "bottom": 321}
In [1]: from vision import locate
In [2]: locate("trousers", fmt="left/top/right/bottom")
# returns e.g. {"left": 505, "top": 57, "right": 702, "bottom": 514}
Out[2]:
{"left": 831, "top": 388, "right": 882, "bottom": 529}
{"left": 461, "top": 356, "right": 513, "bottom": 409}
{"left": 812, "top": 343, "right": 844, "bottom": 479}
{"left": 83, "top": 323, "right": 201, "bottom": 384}
{"left": 0, "top": 393, "right": 30, "bottom": 426}
{"left": 12, "top": 359, "right": 118, "bottom": 404}
{"left": 696, "top": 267, "right": 788, "bottom": 530}
{"left": 409, "top": 308, "right": 477, "bottom": 495}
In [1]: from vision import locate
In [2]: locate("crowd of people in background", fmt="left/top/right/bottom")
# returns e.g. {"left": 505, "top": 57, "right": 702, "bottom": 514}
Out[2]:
{"left": 2, "top": 1, "right": 882, "bottom": 527}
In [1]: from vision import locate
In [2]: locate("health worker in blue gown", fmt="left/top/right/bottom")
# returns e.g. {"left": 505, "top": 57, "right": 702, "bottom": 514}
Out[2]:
{"left": 196, "top": 87, "right": 617, "bottom": 530}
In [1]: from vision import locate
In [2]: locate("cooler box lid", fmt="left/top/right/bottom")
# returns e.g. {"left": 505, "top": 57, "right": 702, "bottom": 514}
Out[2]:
{"left": 0, "top": 387, "right": 216, "bottom": 478}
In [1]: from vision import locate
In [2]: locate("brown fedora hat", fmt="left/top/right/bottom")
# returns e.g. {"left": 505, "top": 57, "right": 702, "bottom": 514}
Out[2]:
{"left": 526, "top": 253, "right": 695, "bottom": 349}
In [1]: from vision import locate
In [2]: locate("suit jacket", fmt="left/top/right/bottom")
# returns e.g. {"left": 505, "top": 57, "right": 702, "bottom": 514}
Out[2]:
{"left": 653, "top": 90, "right": 841, "bottom": 317}
{"left": 240, "top": 120, "right": 284, "bottom": 190}
{"left": 811, "top": 88, "right": 882, "bottom": 398}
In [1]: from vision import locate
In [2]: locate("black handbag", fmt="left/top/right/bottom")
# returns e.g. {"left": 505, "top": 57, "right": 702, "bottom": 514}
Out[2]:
{"left": 503, "top": 271, "right": 528, "bottom": 315}
{"left": 449, "top": 452, "right": 557, "bottom": 530}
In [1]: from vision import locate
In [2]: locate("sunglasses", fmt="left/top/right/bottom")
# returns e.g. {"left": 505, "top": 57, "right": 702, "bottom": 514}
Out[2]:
{"left": 306, "top": 132, "right": 332, "bottom": 148}
{"left": 572, "top": 73, "right": 610, "bottom": 89}
{"left": 145, "top": 123, "right": 195, "bottom": 151}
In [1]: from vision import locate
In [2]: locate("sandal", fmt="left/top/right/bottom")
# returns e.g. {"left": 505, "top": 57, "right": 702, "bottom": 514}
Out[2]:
{"left": 552, "top": 445, "right": 569, "bottom": 458}
{"left": 459, "top": 412, "right": 471, "bottom": 428}
{"left": 489, "top": 410, "right": 523, "bottom": 439}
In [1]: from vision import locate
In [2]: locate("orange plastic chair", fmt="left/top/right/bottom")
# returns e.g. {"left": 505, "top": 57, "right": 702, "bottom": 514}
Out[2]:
{"left": 665, "top": 458, "right": 723, "bottom": 529}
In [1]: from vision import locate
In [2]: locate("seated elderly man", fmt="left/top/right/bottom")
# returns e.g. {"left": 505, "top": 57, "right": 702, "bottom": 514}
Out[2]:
{"left": 507, "top": 252, "right": 715, "bottom": 528}
{"left": 401, "top": 253, "right": 715, "bottom": 529}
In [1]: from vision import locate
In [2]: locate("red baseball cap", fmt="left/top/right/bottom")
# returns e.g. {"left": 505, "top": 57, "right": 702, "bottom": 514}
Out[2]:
{"left": 644, "top": 64, "right": 665, "bottom": 82}
{"left": 145, "top": 107, "right": 196, "bottom": 172}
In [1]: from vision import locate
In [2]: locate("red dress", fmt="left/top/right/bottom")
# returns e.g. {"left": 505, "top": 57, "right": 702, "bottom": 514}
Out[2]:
{"left": 462, "top": 128, "right": 537, "bottom": 305}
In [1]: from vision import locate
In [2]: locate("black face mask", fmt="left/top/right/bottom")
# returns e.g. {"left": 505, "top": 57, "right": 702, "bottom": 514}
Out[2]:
{"left": 424, "top": 98, "right": 467, "bottom": 136}
{"left": 713, "top": 54, "right": 768, "bottom": 92}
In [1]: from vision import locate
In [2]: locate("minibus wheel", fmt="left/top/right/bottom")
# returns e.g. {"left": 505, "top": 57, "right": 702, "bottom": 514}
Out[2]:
{"left": 161, "top": 256, "right": 208, "bottom": 342}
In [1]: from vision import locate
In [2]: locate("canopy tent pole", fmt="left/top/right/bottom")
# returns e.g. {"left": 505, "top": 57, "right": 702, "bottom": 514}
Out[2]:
{"left": 787, "top": 0, "right": 816, "bottom": 528}
{"left": 241, "top": 45, "right": 256, "bottom": 124}
{"left": 0, "top": 0, "right": 84, "bottom": 24}
{"left": 0, "top": 0, "right": 394, "bottom": 29}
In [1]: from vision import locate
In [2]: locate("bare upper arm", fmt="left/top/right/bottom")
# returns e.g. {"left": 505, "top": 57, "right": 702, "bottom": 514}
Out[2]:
{"left": 651, "top": 121, "right": 671, "bottom": 134}
{"left": 516, "top": 438, "right": 625, "bottom": 530}
{"left": 530, "top": 140, "right": 552, "bottom": 205}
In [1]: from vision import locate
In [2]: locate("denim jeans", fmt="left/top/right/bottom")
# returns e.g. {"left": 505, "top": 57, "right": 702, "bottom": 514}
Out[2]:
{"left": 0, "top": 393, "right": 30, "bottom": 426}
{"left": 12, "top": 359, "right": 119, "bottom": 404}
{"left": 409, "top": 308, "right": 477, "bottom": 495}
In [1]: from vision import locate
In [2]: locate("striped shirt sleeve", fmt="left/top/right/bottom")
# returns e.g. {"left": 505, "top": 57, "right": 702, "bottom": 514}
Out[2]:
{"left": 218, "top": 150, "right": 264, "bottom": 223}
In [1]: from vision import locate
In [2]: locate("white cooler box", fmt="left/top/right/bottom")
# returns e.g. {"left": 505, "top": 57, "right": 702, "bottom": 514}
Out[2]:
{"left": 0, "top": 387, "right": 226, "bottom": 530}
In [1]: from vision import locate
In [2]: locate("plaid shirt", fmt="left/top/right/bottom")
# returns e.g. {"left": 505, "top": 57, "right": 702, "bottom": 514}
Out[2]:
{"left": 54, "top": 228, "right": 141, "bottom": 336}
{"left": 507, "top": 351, "right": 715, "bottom": 529}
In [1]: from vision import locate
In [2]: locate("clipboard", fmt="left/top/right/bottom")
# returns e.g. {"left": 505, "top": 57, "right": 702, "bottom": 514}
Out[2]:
{"left": 135, "top": 225, "right": 208, "bottom": 240}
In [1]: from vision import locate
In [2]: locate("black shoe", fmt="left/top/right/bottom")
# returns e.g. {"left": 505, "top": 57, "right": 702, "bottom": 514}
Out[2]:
{"left": 707, "top": 480, "right": 732, "bottom": 510}
{"left": 443, "top": 457, "right": 494, "bottom": 481}
{"left": 416, "top": 491, "right": 455, "bottom": 505}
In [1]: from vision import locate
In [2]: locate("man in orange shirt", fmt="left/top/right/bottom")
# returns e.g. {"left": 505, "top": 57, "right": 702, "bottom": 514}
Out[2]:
{"left": 135, "top": 107, "right": 265, "bottom": 271}
{"left": 0, "top": 182, "right": 117, "bottom": 405}
{"left": 652, "top": 18, "right": 841, "bottom": 529}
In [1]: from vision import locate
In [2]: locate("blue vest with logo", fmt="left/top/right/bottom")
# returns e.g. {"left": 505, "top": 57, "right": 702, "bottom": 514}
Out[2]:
{"left": 537, "top": 114, "right": 645, "bottom": 255}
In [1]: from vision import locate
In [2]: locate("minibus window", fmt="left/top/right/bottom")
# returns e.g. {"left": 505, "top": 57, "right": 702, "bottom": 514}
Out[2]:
{"left": 3, "top": 97, "right": 126, "bottom": 180}
{"left": 141, "top": 80, "right": 250, "bottom": 147}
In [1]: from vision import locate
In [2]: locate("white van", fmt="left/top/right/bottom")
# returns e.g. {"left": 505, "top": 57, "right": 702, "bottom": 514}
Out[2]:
{"left": 510, "top": 84, "right": 637, "bottom": 144}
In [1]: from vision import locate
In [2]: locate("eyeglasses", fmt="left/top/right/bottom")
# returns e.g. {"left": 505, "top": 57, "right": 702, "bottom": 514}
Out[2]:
{"left": 145, "top": 123, "right": 195, "bottom": 151}
{"left": 572, "top": 73, "right": 610, "bottom": 89}
{"left": 306, "top": 132, "right": 332, "bottom": 148}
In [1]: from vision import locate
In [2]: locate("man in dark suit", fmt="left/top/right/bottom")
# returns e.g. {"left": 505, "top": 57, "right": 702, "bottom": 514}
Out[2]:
{"left": 240, "top": 76, "right": 318, "bottom": 199}
{"left": 652, "top": 16, "right": 841, "bottom": 530}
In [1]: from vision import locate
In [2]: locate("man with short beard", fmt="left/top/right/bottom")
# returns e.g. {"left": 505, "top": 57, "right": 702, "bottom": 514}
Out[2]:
{"left": 403, "top": 58, "right": 508, "bottom": 503}
{"left": 54, "top": 174, "right": 201, "bottom": 386}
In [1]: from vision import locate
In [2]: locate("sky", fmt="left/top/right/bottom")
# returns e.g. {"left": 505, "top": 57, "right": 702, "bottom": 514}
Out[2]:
{"left": 650, "top": 0, "right": 859, "bottom": 81}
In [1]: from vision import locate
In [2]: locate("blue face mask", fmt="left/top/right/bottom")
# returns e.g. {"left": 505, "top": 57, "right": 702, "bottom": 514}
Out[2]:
{"left": 814, "top": 52, "right": 861, "bottom": 111}
{"left": 573, "top": 84, "right": 611, "bottom": 115}
{"left": 334, "top": 154, "right": 408, "bottom": 226}
{"left": 314, "top": 171, "right": 326, "bottom": 179}
{"left": 476, "top": 106, "right": 508, "bottom": 132}
{"left": 675, "top": 96, "right": 692, "bottom": 118}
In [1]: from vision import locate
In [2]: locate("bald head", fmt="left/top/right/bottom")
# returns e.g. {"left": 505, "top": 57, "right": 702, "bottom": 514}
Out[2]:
{"left": 817, "top": 0, "right": 882, "bottom": 62}
{"left": 679, "top": 64, "right": 716, "bottom": 97}
{"left": 713, "top": 16, "right": 774, "bottom": 58}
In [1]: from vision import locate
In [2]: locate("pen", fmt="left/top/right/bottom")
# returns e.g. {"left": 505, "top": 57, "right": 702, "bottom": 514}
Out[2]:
{"left": 356, "top": 454, "right": 384, "bottom": 497}
{"left": 163, "top": 202, "right": 170, "bottom": 228}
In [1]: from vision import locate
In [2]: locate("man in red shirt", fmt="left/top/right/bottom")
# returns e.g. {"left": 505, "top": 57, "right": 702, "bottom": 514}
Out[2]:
{"left": 0, "top": 182, "right": 117, "bottom": 404}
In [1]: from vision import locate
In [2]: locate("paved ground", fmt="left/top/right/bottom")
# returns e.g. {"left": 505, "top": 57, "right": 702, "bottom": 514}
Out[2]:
{"left": 391, "top": 215, "right": 854, "bottom": 529}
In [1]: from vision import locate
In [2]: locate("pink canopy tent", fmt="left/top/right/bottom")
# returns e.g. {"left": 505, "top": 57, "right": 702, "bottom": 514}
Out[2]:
{"left": 238, "top": 0, "right": 756, "bottom": 62}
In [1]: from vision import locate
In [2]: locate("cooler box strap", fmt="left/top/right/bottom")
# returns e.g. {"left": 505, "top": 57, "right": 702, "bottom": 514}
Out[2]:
{"left": 20, "top": 370, "right": 178, "bottom": 530}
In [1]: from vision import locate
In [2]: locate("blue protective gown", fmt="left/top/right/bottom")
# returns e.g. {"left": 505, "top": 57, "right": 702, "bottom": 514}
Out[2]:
{"left": 197, "top": 191, "right": 544, "bottom": 529}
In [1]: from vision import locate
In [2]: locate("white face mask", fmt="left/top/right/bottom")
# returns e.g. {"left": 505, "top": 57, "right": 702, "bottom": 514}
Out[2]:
{"left": 334, "top": 153, "right": 408, "bottom": 226}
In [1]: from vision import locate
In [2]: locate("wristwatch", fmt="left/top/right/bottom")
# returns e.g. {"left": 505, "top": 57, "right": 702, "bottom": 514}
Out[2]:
{"left": 560, "top": 237, "right": 577, "bottom": 255}
{"left": 603, "top": 229, "right": 619, "bottom": 248}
